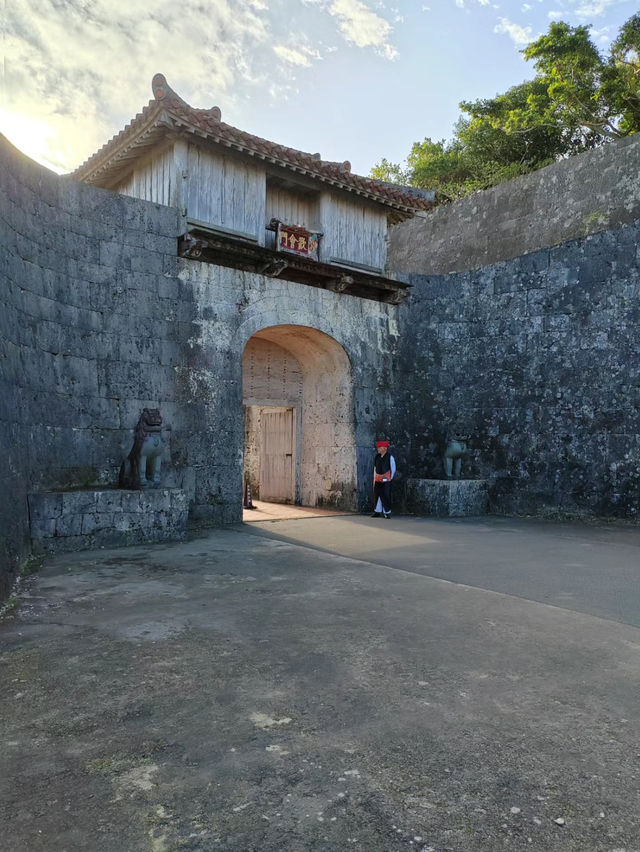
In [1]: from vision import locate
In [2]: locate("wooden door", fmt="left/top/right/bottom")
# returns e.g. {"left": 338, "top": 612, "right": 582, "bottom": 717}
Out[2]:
{"left": 260, "top": 408, "right": 295, "bottom": 503}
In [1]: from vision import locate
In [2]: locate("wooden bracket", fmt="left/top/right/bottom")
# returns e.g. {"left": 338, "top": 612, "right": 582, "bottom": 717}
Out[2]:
{"left": 326, "top": 274, "right": 354, "bottom": 294}
{"left": 260, "top": 258, "right": 289, "bottom": 277}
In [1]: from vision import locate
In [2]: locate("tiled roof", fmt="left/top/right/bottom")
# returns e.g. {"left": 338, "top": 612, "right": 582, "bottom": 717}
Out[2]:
{"left": 72, "top": 74, "right": 434, "bottom": 217}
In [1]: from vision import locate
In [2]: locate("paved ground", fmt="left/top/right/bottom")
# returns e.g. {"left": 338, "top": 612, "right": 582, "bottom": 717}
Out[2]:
{"left": 2, "top": 514, "right": 640, "bottom": 852}
{"left": 243, "top": 500, "right": 348, "bottom": 523}
{"left": 246, "top": 514, "right": 640, "bottom": 628}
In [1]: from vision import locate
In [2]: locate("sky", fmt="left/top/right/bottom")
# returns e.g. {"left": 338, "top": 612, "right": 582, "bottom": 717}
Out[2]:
{"left": 1, "top": 0, "right": 637, "bottom": 178}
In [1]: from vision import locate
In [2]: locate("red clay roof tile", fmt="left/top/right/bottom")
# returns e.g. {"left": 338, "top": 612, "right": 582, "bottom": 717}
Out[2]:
{"left": 72, "top": 74, "right": 434, "bottom": 216}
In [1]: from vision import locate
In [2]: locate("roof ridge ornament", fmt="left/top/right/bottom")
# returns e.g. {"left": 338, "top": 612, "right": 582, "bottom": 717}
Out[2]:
{"left": 323, "top": 159, "right": 351, "bottom": 173}
{"left": 152, "top": 73, "right": 221, "bottom": 121}
{"left": 72, "top": 77, "right": 434, "bottom": 217}
{"left": 152, "top": 73, "right": 173, "bottom": 101}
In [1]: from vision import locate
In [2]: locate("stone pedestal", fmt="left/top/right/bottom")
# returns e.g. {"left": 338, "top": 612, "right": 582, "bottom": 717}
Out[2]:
{"left": 28, "top": 488, "right": 188, "bottom": 554}
{"left": 406, "top": 478, "right": 488, "bottom": 517}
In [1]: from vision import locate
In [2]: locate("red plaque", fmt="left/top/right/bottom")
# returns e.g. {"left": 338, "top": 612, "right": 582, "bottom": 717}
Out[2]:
{"left": 276, "top": 222, "right": 320, "bottom": 261}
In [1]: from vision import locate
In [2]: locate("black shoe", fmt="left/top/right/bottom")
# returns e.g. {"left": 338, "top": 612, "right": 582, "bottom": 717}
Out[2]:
{"left": 382, "top": 512, "right": 390, "bottom": 519}
{"left": 370, "top": 512, "right": 380, "bottom": 518}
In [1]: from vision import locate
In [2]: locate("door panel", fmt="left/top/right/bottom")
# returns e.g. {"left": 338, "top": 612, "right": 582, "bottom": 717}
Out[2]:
{"left": 260, "top": 408, "right": 295, "bottom": 503}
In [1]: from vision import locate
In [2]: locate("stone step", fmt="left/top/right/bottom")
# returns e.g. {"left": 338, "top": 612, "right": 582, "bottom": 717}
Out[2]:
{"left": 28, "top": 488, "right": 188, "bottom": 554}
{"left": 406, "top": 478, "right": 489, "bottom": 517}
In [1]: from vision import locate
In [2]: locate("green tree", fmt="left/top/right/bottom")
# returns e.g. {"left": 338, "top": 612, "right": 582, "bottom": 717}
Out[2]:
{"left": 601, "top": 14, "right": 640, "bottom": 136}
{"left": 458, "top": 77, "right": 595, "bottom": 162}
{"left": 523, "top": 18, "right": 640, "bottom": 140}
{"left": 372, "top": 14, "right": 640, "bottom": 202}
{"left": 370, "top": 158, "right": 409, "bottom": 184}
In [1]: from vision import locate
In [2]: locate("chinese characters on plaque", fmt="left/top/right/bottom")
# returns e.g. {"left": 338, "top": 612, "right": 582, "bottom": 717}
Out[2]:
{"left": 276, "top": 222, "right": 320, "bottom": 261}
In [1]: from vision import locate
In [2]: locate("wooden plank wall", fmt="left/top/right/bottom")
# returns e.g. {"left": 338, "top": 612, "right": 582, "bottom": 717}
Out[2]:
{"left": 115, "top": 148, "right": 176, "bottom": 206}
{"left": 186, "top": 146, "right": 266, "bottom": 241}
{"left": 114, "top": 143, "right": 389, "bottom": 269}
{"left": 319, "top": 193, "right": 388, "bottom": 271}
{"left": 265, "top": 185, "right": 319, "bottom": 250}
{"left": 242, "top": 337, "right": 303, "bottom": 406}
{"left": 266, "top": 186, "right": 319, "bottom": 230}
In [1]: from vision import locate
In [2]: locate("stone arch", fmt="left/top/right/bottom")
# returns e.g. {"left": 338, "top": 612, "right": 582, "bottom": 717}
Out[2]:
{"left": 235, "top": 303, "right": 359, "bottom": 361}
{"left": 242, "top": 324, "right": 357, "bottom": 509}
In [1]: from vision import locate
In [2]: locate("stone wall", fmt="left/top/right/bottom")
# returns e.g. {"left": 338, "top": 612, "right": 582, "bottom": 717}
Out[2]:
{"left": 393, "top": 221, "right": 640, "bottom": 517}
{"left": 177, "top": 261, "right": 398, "bottom": 519}
{"left": 0, "top": 136, "right": 397, "bottom": 596}
{"left": 389, "top": 133, "right": 640, "bottom": 274}
{"left": 0, "top": 135, "right": 194, "bottom": 595}
{"left": 28, "top": 488, "right": 188, "bottom": 554}
{"left": 5, "top": 125, "right": 639, "bottom": 599}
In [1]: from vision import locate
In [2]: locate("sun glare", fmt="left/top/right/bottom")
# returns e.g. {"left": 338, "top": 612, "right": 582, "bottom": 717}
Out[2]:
{"left": 0, "top": 109, "right": 67, "bottom": 174}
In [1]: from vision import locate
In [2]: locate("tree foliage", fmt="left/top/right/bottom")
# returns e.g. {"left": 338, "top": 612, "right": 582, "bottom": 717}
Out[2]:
{"left": 372, "top": 14, "right": 640, "bottom": 202}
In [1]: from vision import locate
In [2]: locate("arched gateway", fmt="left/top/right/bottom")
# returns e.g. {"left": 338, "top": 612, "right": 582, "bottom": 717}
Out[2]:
{"left": 242, "top": 325, "right": 357, "bottom": 510}
{"left": 67, "top": 73, "right": 432, "bottom": 529}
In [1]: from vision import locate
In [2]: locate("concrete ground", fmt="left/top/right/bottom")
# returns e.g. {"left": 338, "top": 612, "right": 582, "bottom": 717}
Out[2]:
{"left": 243, "top": 500, "right": 349, "bottom": 523}
{"left": 2, "top": 514, "right": 640, "bottom": 852}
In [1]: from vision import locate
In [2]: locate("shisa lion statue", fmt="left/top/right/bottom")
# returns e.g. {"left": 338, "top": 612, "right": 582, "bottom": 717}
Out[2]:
{"left": 443, "top": 434, "right": 469, "bottom": 480}
{"left": 119, "top": 408, "right": 165, "bottom": 489}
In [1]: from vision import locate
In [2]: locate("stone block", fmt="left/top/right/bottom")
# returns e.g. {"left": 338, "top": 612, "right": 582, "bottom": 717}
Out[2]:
{"left": 144, "top": 204, "right": 181, "bottom": 238}
{"left": 63, "top": 232, "right": 100, "bottom": 264}
{"left": 52, "top": 354, "right": 99, "bottom": 396}
{"left": 30, "top": 517, "right": 57, "bottom": 538}
{"left": 28, "top": 492, "right": 64, "bottom": 521}
{"left": 94, "top": 490, "right": 124, "bottom": 513}
{"left": 62, "top": 491, "right": 97, "bottom": 515}
{"left": 130, "top": 249, "right": 164, "bottom": 275}
{"left": 163, "top": 256, "right": 180, "bottom": 278}
{"left": 139, "top": 489, "right": 172, "bottom": 512}
{"left": 118, "top": 334, "right": 165, "bottom": 365}
{"left": 157, "top": 276, "right": 179, "bottom": 300}
{"left": 56, "top": 513, "right": 84, "bottom": 537}
{"left": 170, "top": 489, "right": 188, "bottom": 510}
{"left": 81, "top": 513, "right": 113, "bottom": 534}
{"left": 113, "top": 513, "right": 135, "bottom": 532}
{"left": 29, "top": 488, "right": 187, "bottom": 554}
{"left": 406, "top": 479, "right": 489, "bottom": 517}
{"left": 103, "top": 361, "right": 176, "bottom": 402}
{"left": 120, "top": 491, "right": 142, "bottom": 513}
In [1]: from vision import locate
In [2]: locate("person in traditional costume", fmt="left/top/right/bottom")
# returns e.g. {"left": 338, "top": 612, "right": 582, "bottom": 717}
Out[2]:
{"left": 371, "top": 440, "right": 396, "bottom": 519}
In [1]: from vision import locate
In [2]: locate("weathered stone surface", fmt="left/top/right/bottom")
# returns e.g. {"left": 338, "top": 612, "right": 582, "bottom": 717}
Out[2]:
{"left": 393, "top": 221, "right": 640, "bottom": 518}
{"left": 0, "top": 137, "right": 187, "bottom": 593}
{"left": 389, "top": 132, "right": 640, "bottom": 274}
{"left": 0, "top": 137, "right": 398, "bottom": 593}
{"left": 406, "top": 478, "right": 489, "bottom": 517}
{"left": 4, "top": 126, "right": 640, "bottom": 597}
{"left": 5, "top": 521, "right": 640, "bottom": 851}
{"left": 28, "top": 489, "right": 188, "bottom": 554}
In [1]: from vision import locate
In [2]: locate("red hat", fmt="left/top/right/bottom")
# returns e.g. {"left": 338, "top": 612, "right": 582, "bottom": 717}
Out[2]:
{"left": 376, "top": 440, "right": 390, "bottom": 448}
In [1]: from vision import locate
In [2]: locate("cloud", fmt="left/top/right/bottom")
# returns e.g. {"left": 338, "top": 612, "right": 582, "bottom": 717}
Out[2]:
{"left": 273, "top": 43, "right": 323, "bottom": 66}
{"left": 547, "top": 9, "right": 564, "bottom": 19}
{"left": 2, "top": 0, "right": 404, "bottom": 174}
{"left": 2, "top": 0, "right": 277, "bottom": 172}
{"left": 327, "top": 0, "right": 398, "bottom": 59}
{"left": 573, "top": 0, "right": 621, "bottom": 17}
{"left": 494, "top": 16, "right": 533, "bottom": 45}
{"left": 591, "top": 24, "right": 613, "bottom": 42}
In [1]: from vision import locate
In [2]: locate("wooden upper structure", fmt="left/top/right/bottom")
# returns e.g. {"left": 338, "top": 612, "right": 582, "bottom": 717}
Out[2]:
{"left": 73, "top": 74, "right": 435, "bottom": 301}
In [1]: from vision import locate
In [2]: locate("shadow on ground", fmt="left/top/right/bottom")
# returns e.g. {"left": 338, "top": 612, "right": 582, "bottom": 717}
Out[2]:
{"left": 2, "top": 516, "right": 640, "bottom": 851}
